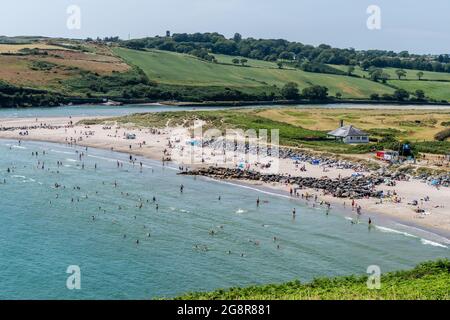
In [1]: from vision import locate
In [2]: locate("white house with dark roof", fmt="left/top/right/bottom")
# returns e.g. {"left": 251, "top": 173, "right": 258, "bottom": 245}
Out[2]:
{"left": 327, "top": 124, "right": 369, "bottom": 144}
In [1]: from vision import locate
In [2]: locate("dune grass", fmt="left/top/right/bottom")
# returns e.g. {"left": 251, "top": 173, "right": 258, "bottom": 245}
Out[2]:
{"left": 84, "top": 107, "right": 450, "bottom": 155}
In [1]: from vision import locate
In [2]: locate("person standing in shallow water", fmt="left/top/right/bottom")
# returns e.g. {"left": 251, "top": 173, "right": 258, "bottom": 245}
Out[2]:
{"left": 256, "top": 197, "right": 260, "bottom": 207}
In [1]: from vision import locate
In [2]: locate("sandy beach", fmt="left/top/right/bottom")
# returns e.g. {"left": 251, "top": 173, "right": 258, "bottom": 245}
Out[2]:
{"left": 1, "top": 115, "right": 449, "bottom": 237}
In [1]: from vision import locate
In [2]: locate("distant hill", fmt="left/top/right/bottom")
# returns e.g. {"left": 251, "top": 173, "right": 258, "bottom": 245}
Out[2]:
{"left": 1, "top": 35, "right": 450, "bottom": 107}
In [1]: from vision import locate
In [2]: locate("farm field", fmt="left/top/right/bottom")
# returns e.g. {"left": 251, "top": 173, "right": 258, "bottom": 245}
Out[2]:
{"left": 0, "top": 43, "right": 130, "bottom": 93}
{"left": 389, "top": 80, "right": 450, "bottom": 102}
{"left": 0, "top": 43, "right": 69, "bottom": 53}
{"left": 329, "top": 64, "right": 450, "bottom": 81}
{"left": 329, "top": 64, "right": 450, "bottom": 101}
{"left": 113, "top": 47, "right": 395, "bottom": 99}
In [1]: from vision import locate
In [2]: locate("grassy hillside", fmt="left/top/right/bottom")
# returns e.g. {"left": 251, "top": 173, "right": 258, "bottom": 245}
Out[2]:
{"left": 330, "top": 64, "right": 450, "bottom": 101}
{"left": 2, "top": 38, "right": 450, "bottom": 105}
{"left": 175, "top": 260, "right": 450, "bottom": 300}
{"left": 113, "top": 47, "right": 395, "bottom": 99}
{"left": 0, "top": 41, "right": 130, "bottom": 94}
{"left": 389, "top": 80, "right": 450, "bottom": 102}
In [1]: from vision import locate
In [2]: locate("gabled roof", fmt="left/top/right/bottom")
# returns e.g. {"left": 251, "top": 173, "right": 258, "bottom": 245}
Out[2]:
{"left": 327, "top": 125, "right": 368, "bottom": 137}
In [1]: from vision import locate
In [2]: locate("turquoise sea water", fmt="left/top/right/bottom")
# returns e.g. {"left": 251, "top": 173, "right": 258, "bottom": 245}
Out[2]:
{"left": 0, "top": 139, "right": 448, "bottom": 299}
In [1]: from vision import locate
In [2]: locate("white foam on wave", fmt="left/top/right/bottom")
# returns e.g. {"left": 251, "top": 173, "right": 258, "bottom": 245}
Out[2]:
{"left": 50, "top": 149, "right": 75, "bottom": 155}
{"left": 11, "top": 175, "right": 26, "bottom": 179}
{"left": 12, "top": 145, "right": 26, "bottom": 150}
{"left": 421, "top": 239, "right": 448, "bottom": 248}
{"left": 394, "top": 222, "right": 450, "bottom": 245}
{"left": 235, "top": 208, "right": 247, "bottom": 214}
{"left": 375, "top": 226, "right": 418, "bottom": 238}
{"left": 376, "top": 226, "right": 448, "bottom": 249}
{"left": 66, "top": 159, "right": 77, "bottom": 162}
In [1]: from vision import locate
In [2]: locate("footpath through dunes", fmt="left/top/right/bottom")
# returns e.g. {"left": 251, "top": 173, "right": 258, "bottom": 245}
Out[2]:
{"left": 112, "top": 47, "right": 395, "bottom": 99}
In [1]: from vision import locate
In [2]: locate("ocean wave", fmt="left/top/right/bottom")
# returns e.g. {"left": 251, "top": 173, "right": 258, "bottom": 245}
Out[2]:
{"left": 394, "top": 223, "right": 450, "bottom": 245}
{"left": 50, "top": 149, "right": 74, "bottom": 155}
{"left": 375, "top": 226, "right": 418, "bottom": 238}
{"left": 235, "top": 209, "right": 248, "bottom": 214}
{"left": 11, "top": 175, "right": 26, "bottom": 179}
{"left": 420, "top": 239, "right": 448, "bottom": 248}
{"left": 376, "top": 226, "right": 447, "bottom": 248}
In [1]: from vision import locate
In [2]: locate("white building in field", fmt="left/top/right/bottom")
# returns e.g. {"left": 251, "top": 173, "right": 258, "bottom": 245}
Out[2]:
{"left": 328, "top": 124, "right": 369, "bottom": 144}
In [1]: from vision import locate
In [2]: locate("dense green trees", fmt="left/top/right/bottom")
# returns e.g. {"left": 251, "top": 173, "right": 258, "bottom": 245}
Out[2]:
{"left": 392, "top": 89, "right": 410, "bottom": 101}
{"left": 368, "top": 67, "right": 390, "bottom": 83}
{"left": 281, "top": 82, "right": 299, "bottom": 100}
{"left": 121, "top": 32, "right": 450, "bottom": 74}
{"left": 417, "top": 71, "right": 424, "bottom": 80}
{"left": 395, "top": 69, "right": 407, "bottom": 80}
{"left": 301, "top": 85, "right": 329, "bottom": 100}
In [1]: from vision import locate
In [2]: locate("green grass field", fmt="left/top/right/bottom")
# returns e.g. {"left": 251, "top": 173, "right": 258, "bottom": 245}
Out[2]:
{"left": 113, "top": 48, "right": 395, "bottom": 99}
{"left": 329, "top": 64, "right": 450, "bottom": 81}
{"left": 329, "top": 64, "right": 450, "bottom": 101}
{"left": 389, "top": 80, "right": 450, "bottom": 101}
{"left": 174, "top": 260, "right": 450, "bottom": 300}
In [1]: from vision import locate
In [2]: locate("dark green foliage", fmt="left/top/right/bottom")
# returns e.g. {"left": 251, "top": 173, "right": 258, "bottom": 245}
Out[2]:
{"left": 0, "top": 81, "right": 64, "bottom": 107}
{"left": 392, "top": 89, "right": 410, "bottom": 101}
{"left": 301, "top": 85, "right": 329, "bottom": 100}
{"left": 434, "top": 128, "right": 450, "bottom": 141}
{"left": 120, "top": 32, "right": 450, "bottom": 74}
{"left": 174, "top": 260, "right": 450, "bottom": 300}
{"left": 64, "top": 68, "right": 155, "bottom": 97}
{"left": 298, "top": 62, "right": 347, "bottom": 75}
{"left": 29, "top": 60, "right": 57, "bottom": 71}
{"left": 281, "top": 82, "right": 299, "bottom": 100}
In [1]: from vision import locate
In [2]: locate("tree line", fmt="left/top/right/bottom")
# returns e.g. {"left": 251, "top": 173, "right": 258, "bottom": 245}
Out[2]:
{"left": 120, "top": 32, "right": 450, "bottom": 73}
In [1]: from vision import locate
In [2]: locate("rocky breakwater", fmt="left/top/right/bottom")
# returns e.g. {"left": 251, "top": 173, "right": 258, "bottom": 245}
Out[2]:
{"left": 179, "top": 167, "right": 384, "bottom": 199}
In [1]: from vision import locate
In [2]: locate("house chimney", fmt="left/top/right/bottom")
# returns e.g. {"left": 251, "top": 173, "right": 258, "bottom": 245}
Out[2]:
{"left": 340, "top": 120, "right": 344, "bottom": 127}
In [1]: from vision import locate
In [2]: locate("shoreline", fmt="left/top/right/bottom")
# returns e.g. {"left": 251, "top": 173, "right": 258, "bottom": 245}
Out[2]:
{"left": 0, "top": 114, "right": 449, "bottom": 240}
{"left": 1, "top": 99, "right": 450, "bottom": 111}
{"left": 2, "top": 135, "right": 449, "bottom": 244}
